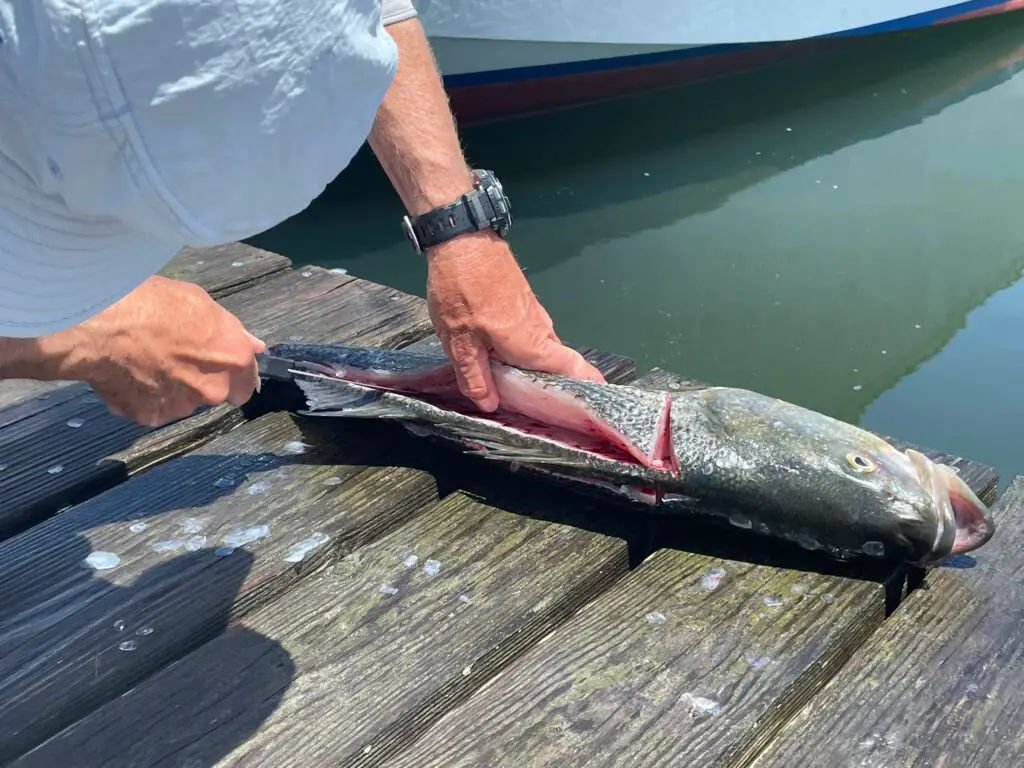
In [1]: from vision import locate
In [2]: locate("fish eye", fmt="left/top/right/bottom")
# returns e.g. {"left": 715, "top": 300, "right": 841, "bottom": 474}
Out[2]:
{"left": 846, "top": 452, "right": 876, "bottom": 473}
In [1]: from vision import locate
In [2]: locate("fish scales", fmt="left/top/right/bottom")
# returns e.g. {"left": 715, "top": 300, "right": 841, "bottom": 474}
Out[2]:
{"left": 503, "top": 369, "right": 670, "bottom": 464}
{"left": 270, "top": 342, "right": 996, "bottom": 566}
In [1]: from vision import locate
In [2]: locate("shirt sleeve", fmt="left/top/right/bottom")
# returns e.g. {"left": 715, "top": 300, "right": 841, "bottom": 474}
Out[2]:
{"left": 381, "top": 0, "right": 418, "bottom": 24}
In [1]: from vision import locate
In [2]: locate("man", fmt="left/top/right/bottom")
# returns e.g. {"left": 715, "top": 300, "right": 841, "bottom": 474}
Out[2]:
{"left": 0, "top": 0, "right": 603, "bottom": 428}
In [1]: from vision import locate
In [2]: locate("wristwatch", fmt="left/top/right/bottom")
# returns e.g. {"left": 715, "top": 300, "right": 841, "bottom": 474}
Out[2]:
{"left": 400, "top": 169, "right": 512, "bottom": 255}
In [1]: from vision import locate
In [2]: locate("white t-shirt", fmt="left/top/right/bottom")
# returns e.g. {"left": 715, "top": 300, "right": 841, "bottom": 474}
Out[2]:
{"left": 0, "top": 0, "right": 416, "bottom": 337}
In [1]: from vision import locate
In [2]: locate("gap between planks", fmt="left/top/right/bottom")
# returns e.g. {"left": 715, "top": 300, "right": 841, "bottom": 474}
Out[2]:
{"left": 750, "top": 475, "right": 1024, "bottom": 768}
{"left": 0, "top": 323, "right": 635, "bottom": 763}
{"left": 0, "top": 247, "right": 436, "bottom": 542}
{"left": 0, "top": 410, "right": 443, "bottom": 763}
{"left": 378, "top": 367, "right": 999, "bottom": 768}
{"left": 14, "top": 486, "right": 632, "bottom": 768}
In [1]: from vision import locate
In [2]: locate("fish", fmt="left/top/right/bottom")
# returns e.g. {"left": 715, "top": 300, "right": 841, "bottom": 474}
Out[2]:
{"left": 266, "top": 341, "right": 995, "bottom": 566}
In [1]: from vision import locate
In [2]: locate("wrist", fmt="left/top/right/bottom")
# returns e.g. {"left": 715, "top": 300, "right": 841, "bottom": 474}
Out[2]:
{"left": 404, "top": 169, "right": 512, "bottom": 255}
{"left": 425, "top": 229, "right": 505, "bottom": 260}
{"left": 0, "top": 332, "right": 76, "bottom": 381}
{"left": 406, "top": 166, "right": 474, "bottom": 216}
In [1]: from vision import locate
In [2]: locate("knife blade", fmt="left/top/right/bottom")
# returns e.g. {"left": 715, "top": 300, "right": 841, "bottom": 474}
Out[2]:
{"left": 255, "top": 353, "right": 300, "bottom": 382}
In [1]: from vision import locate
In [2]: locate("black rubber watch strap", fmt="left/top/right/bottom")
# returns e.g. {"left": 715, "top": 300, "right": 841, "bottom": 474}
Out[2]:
{"left": 401, "top": 169, "right": 510, "bottom": 254}
{"left": 409, "top": 195, "right": 481, "bottom": 249}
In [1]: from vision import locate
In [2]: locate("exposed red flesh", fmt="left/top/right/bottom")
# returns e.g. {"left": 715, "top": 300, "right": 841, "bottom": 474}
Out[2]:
{"left": 489, "top": 364, "right": 673, "bottom": 470}
{"left": 331, "top": 361, "right": 674, "bottom": 470}
{"left": 946, "top": 479, "right": 994, "bottom": 554}
{"left": 336, "top": 363, "right": 458, "bottom": 394}
{"left": 652, "top": 397, "right": 677, "bottom": 474}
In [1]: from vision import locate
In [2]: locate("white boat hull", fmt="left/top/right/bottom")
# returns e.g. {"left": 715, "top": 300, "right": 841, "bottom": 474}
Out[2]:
{"left": 417, "top": 0, "right": 1024, "bottom": 122}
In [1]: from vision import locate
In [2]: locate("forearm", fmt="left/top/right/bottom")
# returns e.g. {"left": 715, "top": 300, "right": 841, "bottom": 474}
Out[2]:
{"left": 0, "top": 336, "right": 64, "bottom": 380}
{"left": 0, "top": 276, "right": 154, "bottom": 381}
{"left": 369, "top": 17, "right": 475, "bottom": 216}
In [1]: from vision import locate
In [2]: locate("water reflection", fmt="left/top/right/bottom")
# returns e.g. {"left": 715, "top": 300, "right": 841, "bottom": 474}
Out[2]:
{"left": 251, "top": 11, "right": 1024, "bottom": 479}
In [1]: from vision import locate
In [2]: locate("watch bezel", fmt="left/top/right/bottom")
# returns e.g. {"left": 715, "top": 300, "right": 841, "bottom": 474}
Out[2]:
{"left": 476, "top": 170, "right": 512, "bottom": 238}
{"left": 400, "top": 214, "right": 423, "bottom": 255}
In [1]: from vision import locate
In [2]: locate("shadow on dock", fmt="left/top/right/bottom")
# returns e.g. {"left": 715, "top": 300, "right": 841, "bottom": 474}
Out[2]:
{"left": 3, "top": 518, "right": 296, "bottom": 764}
{"left": 269, "top": 404, "right": 925, "bottom": 615}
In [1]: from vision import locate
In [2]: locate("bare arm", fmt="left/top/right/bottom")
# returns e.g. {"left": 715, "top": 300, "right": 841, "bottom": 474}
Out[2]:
{"left": 368, "top": 14, "right": 475, "bottom": 218}
{"left": 0, "top": 276, "right": 263, "bottom": 425}
{"left": 0, "top": 336, "right": 55, "bottom": 380}
{"left": 368, "top": 15, "right": 604, "bottom": 411}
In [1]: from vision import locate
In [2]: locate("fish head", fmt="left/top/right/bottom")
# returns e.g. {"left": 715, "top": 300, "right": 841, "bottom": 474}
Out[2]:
{"left": 679, "top": 389, "right": 994, "bottom": 564}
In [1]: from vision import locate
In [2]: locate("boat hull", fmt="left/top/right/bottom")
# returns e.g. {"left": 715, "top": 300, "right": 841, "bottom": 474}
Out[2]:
{"left": 424, "top": 0, "right": 1024, "bottom": 123}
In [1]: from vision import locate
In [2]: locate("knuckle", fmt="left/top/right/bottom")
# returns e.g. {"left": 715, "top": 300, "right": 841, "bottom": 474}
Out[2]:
{"left": 462, "top": 384, "right": 489, "bottom": 401}
{"left": 140, "top": 412, "right": 164, "bottom": 428}
{"left": 184, "top": 281, "right": 211, "bottom": 301}
{"left": 198, "top": 381, "right": 230, "bottom": 405}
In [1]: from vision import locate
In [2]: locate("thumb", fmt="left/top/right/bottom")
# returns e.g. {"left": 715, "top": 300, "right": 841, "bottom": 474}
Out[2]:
{"left": 245, "top": 330, "right": 266, "bottom": 353}
{"left": 446, "top": 333, "right": 499, "bottom": 412}
{"left": 508, "top": 336, "right": 606, "bottom": 384}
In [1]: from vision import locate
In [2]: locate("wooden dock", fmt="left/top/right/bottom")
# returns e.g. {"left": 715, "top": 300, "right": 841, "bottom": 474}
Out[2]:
{"left": 0, "top": 243, "right": 1012, "bottom": 767}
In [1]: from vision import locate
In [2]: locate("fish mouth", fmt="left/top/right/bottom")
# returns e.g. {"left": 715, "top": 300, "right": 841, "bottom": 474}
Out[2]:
{"left": 905, "top": 449, "right": 994, "bottom": 561}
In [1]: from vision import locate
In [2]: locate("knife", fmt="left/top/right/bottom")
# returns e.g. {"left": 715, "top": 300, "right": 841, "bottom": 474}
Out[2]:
{"left": 255, "top": 353, "right": 301, "bottom": 382}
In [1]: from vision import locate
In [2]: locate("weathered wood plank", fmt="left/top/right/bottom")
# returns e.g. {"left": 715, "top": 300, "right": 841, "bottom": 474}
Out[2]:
{"left": 0, "top": 243, "right": 292, "bottom": 409}
{"left": 16, "top": 488, "right": 629, "bottom": 768}
{"left": 750, "top": 476, "right": 1024, "bottom": 768}
{"left": 382, "top": 547, "right": 890, "bottom": 768}
{"left": 227, "top": 266, "right": 429, "bottom": 352}
{"left": 0, "top": 379, "right": 70, "bottom": 410}
{"left": 159, "top": 243, "right": 292, "bottom": 299}
{"left": 379, "top": 367, "right": 1001, "bottom": 768}
{"left": 0, "top": 409, "right": 443, "bottom": 762}
{"left": 0, "top": 265, "right": 434, "bottom": 541}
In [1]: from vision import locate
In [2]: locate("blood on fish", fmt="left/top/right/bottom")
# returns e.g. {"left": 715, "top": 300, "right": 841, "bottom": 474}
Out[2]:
{"left": 307, "top": 359, "right": 668, "bottom": 468}
{"left": 277, "top": 342, "right": 1000, "bottom": 568}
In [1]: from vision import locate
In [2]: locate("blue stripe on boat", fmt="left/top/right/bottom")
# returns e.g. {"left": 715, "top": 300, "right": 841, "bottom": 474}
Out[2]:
{"left": 442, "top": 0, "right": 1011, "bottom": 88}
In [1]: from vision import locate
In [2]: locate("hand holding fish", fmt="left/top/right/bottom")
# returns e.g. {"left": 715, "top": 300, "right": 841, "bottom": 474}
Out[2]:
{"left": 28, "top": 276, "right": 266, "bottom": 427}
{"left": 425, "top": 231, "right": 606, "bottom": 412}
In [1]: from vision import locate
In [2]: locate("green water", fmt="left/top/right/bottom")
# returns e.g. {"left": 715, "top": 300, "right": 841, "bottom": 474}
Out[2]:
{"left": 251, "top": 11, "right": 1024, "bottom": 488}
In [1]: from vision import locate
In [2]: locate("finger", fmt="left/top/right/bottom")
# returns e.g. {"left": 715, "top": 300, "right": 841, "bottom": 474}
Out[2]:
{"left": 131, "top": 405, "right": 167, "bottom": 428}
{"left": 246, "top": 331, "right": 266, "bottom": 353}
{"left": 509, "top": 337, "right": 606, "bottom": 384}
{"left": 447, "top": 333, "right": 499, "bottom": 412}
{"left": 98, "top": 392, "right": 136, "bottom": 422}
{"left": 227, "top": 360, "right": 261, "bottom": 406}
